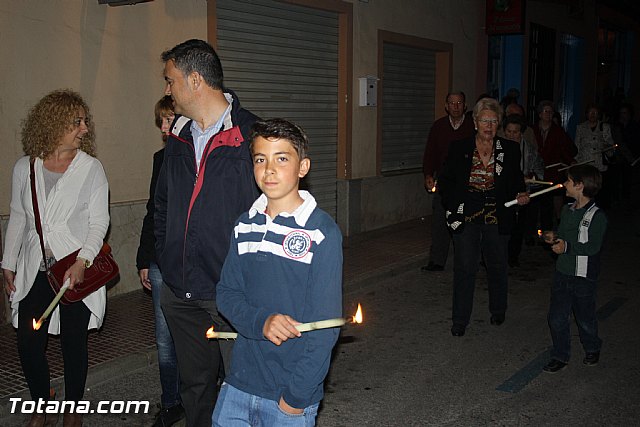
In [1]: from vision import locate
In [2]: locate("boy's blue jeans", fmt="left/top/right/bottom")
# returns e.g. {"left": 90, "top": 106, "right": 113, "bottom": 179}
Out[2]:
{"left": 548, "top": 271, "right": 603, "bottom": 363}
{"left": 212, "top": 383, "right": 319, "bottom": 427}
{"left": 148, "top": 263, "right": 180, "bottom": 408}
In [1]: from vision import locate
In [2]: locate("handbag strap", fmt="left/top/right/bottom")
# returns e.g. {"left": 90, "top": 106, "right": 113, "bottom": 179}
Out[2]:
{"left": 29, "top": 158, "right": 50, "bottom": 272}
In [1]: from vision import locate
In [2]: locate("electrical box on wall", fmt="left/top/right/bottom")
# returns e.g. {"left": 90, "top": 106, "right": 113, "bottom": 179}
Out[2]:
{"left": 358, "top": 76, "right": 378, "bottom": 107}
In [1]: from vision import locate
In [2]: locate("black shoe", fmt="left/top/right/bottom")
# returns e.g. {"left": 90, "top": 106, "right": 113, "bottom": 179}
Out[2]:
{"left": 583, "top": 352, "right": 600, "bottom": 366}
{"left": 451, "top": 324, "right": 466, "bottom": 336}
{"left": 490, "top": 314, "right": 505, "bottom": 326}
{"left": 421, "top": 262, "right": 444, "bottom": 272}
{"left": 152, "top": 404, "right": 185, "bottom": 427}
{"left": 543, "top": 359, "right": 567, "bottom": 373}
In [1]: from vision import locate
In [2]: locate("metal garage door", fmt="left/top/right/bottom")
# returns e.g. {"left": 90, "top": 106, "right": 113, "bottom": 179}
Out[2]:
{"left": 381, "top": 42, "right": 436, "bottom": 173}
{"left": 217, "top": 0, "right": 339, "bottom": 218}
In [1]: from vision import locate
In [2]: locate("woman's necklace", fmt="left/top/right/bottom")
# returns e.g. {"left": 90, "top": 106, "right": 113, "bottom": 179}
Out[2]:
{"left": 476, "top": 140, "right": 493, "bottom": 164}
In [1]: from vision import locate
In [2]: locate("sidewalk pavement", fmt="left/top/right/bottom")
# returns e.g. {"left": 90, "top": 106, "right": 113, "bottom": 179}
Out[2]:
{"left": 0, "top": 218, "right": 430, "bottom": 418}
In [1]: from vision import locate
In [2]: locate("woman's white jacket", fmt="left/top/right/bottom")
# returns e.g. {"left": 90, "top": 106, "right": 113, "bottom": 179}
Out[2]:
{"left": 2, "top": 151, "right": 109, "bottom": 333}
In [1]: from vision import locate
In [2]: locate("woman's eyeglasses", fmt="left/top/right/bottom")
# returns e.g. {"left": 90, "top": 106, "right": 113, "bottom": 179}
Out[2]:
{"left": 477, "top": 118, "right": 499, "bottom": 125}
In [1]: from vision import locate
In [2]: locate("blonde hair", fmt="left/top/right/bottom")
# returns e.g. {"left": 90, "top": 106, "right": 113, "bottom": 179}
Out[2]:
{"left": 21, "top": 89, "right": 96, "bottom": 159}
{"left": 472, "top": 97, "right": 503, "bottom": 123}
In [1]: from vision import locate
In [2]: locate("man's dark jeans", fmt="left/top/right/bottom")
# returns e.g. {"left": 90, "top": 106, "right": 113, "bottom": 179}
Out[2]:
{"left": 548, "top": 271, "right": 602, "bottom": 363}
{"left": 452, "top": 222, "right": 509, "bottom": 326}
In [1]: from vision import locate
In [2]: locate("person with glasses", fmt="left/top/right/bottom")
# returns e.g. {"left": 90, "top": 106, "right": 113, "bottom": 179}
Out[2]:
{"left": 533, "top": 100, "right": 577, "bottom": 231}
{"left": 421, "top": 91, "right": 475, "bottom": 272}
{"left": 2, "top": 89, "right": 110, "bottom": 427}
{"left": 439, "top": 97, "right": 529, "bottom": 337}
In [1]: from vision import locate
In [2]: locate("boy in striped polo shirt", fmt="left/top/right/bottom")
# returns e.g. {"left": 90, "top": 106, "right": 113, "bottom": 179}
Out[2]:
{"left": 543, "top": 164, "right": 607, "bottom": 373}
{"left": 213, "top": 118, "right": 343, "bottom": 426}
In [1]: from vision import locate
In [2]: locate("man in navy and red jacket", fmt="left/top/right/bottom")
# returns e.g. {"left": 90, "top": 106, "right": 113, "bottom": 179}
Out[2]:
{"left": 154, "top": 39, "right": 259, "bottom": 427}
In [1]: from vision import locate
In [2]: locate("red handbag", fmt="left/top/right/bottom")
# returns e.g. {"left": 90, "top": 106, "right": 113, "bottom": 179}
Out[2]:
{"left": 30, "top": 158, "right": 119, "bottom": 304}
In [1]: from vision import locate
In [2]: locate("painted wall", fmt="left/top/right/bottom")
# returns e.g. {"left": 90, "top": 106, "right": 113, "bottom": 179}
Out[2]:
{"left": 0, "top": 1, "right": 208, "bottom": 313}
{"left": 349, "top": 0, "right": 483, "bottom": 179}
{"left": 343, "top": 0, "right": 483, "bottom": 232}
{"left": 0, "top": 1, "right": 207, "bottom": 214}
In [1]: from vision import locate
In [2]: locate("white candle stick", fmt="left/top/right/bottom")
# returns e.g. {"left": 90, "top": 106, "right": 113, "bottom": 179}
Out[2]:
{"left": 598, "top": 144, "right": 617, "bottom": 154}
{"left": 524, "top": 178, "right": 554, "bottom": 185}
{"left": 504, "top": 184, "right": 563, "bottom": 207}
{"left": 206, "top": 317, "right": 350, "bottom": 340}
{"left": 545, "top": 162, "right": 566, "bottom": 169}
{"left": 557, "top": 159, "right": 594, "bottom": 171}
{"left": 33, "top": 281, "right": 70, "bottom": 330}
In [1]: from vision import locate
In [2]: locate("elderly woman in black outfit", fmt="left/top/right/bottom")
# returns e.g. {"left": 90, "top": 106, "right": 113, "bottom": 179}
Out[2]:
{"left": 439, "top": 98, "right": 529, "bottom": 337}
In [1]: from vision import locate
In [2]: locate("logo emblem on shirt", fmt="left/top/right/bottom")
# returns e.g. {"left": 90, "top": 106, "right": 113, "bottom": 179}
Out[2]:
{"left": 283, "top": 230, "right": 312, "bottom": 259}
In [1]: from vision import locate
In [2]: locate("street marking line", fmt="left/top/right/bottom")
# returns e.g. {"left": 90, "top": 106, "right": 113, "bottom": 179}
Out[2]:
{"left": 496, "top": 296, "right": 627, "bottom": 393}
{"left": 596, "top": 296, "right": 627, "bottom": 321}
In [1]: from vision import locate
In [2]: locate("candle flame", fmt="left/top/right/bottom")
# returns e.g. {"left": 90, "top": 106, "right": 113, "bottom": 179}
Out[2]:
{"left": 205, "top": 326, "right": 215, "bottom": 339}
{"left": 430, "top": 186, "right": 436, "bottom": 192}
{"left": 352, "top": 304, "right": 363, "bottom": 324}
{"left": 537, "top": 229, "right": 542, "bottom": 237}
{"left": 33, "top": 318, "right": 42, "bottom": 331}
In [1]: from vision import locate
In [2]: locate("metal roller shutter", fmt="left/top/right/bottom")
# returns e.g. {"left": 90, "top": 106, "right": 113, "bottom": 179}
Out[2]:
{"left": 381, "top": 42, "right": 436, "bottom": 173}
{"left": 217, "top": 0, "right": 339, "bottom": 218}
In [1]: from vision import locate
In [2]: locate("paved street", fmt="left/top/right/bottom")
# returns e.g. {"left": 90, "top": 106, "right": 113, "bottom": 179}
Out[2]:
{"left": 2, "top": 209, "right": 639, "bottom": 426}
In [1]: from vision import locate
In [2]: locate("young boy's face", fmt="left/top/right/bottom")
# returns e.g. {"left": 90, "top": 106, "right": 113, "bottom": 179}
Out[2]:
{"left": 564, "top": 176, "right": 584, "bottom": 199}
{"left": 252, "top": 136, "right": 310, "bottom": 205}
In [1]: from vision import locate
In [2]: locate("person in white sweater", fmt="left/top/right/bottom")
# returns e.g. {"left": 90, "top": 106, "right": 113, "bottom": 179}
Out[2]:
{"left": 575, "top": 104, "right": 614, "bottom": 172}
{"left": 2, "top": 89, "right": 109, "bottom": 427}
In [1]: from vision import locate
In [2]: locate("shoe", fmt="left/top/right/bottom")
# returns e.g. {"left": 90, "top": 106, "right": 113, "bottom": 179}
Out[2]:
{"left": 543, "top": 359, "right": 567, "bottom": 373}
{"left": 26, "top": 414, "right": 46, "bottom": 427}
{"left": 45, "top": 413, "right": 59, "bottom": 427}
{"left": 26, "top": 406, "right": 59, "bottom": 426}
{"left": 451, "top": 324, "right": 466, "bottom": 336}
{"left": 62, "top": 413, "right": 81, "bottom": 427}
{"left": 152, "top": 404, "right": 185, "bottom": 427}
{"left": 583, "top": 352, "right": 600, "bottom": 366}
{"left": 490, "top": 314, "right": 505, "bottom": 326}
{"left": 421, "top": 262, "right": 444, "bottom": 272}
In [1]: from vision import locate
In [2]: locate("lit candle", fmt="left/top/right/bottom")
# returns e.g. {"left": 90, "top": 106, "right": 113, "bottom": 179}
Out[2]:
{"left": 206, "top": 304, "right": 364, "bottom": 340}
{"left": 504, "top": 183, "right": 563, "bottom": 207}
{"left": 33, "top": 281, "right": 70, "bottom": 331}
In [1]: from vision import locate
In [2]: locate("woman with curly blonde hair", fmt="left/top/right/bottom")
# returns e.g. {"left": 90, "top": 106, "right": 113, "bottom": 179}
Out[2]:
{"left": 2, "top": 89, "right": 109, "bottom": 427}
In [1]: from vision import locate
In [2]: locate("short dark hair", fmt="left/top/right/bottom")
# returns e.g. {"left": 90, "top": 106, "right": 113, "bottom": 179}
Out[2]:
{"left": 567, "top": 164, "right": 602, "bottom": 198}
{"left": 250, "top": 118, "right": 309, "bottom": 160}
{"left": 503, "top": 114, "right": 527, "bottom": 133}
{"left": 161, "top": 39, "right": 223, "bottom": 90}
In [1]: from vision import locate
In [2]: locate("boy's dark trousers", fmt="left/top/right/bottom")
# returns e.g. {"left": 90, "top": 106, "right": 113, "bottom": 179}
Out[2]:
{"left": 547, "top": 271, "right": 602, "bottom": 363}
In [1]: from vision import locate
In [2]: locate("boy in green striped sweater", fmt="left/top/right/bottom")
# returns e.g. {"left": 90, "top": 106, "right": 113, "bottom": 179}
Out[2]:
{"left": 542, "top": 164, "right": 607, "bottom": 373}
